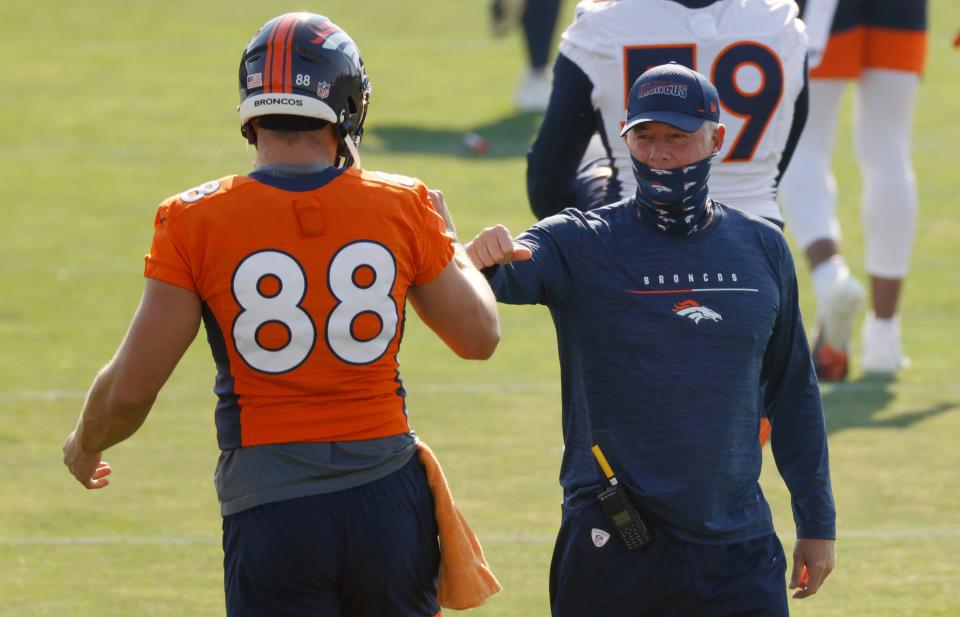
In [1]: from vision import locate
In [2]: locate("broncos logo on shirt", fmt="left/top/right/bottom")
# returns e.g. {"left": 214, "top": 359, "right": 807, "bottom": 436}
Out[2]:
{"left": 672, "top": 299, "right": 722, "bottom": 324}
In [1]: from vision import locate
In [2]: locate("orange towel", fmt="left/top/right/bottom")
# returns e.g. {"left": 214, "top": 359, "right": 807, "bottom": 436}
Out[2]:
{"left": 417, "top": 442, "right": 502, "bottom": 610}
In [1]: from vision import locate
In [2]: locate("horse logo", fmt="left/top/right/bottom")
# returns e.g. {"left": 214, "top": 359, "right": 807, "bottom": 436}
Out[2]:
{"left": 672, "top": 299, "right": 722, "bottom": 324}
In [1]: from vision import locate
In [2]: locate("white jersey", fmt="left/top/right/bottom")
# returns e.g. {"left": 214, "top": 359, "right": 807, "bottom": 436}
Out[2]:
{"left": 561, "top": 0, "right": 807, "bottom": 221}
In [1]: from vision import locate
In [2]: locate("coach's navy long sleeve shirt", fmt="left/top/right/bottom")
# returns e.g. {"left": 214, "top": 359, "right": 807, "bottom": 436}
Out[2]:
{"left": 488, "top": 201, "right": 835, "bottom": 543}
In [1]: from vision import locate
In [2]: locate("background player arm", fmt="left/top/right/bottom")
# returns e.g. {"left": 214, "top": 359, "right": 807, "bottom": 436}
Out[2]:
{"left": 776, "top": 59, "right": 809, "bottom": 185}
{"left": 797, "top": 0, "right": 841, "bottom": 69}
{"left": 407, "top": 191, "right": 500, "bottom": 360}
{"left": 63, "top": 279, "right": 201, "bottom": 489}
{"left": 526, "top": 53, "right": 598, "bottom": 219}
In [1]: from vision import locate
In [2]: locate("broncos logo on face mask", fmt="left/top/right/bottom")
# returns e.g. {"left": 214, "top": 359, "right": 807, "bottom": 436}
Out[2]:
{"left": 672, "top": 299, "right": 722, "bottom": 324}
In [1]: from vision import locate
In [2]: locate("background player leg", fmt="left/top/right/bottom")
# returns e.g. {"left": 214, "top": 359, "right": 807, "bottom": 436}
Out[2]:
{"left": 854, "top": 68, "right": 920, "bottom": 374}
{"left": 514, "top": 0, "right": 562, "bottom": 111}
{"left": 490, "top": 0, "right": 524, "bottom": 36}
{"left": 779, "top": 79, "right": 864, "bottom": 381}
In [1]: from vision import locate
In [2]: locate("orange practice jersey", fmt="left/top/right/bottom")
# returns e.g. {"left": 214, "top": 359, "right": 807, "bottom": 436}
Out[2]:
{"left": 145, "top": 168, "right": 454, "bottom": 449}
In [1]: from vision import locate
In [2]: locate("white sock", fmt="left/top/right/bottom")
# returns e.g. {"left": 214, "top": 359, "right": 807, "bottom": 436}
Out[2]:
{"left": 811, "top": 255, "right": 848, "bottom": 310}
{"left": 865, "top": 314, "right": 898, "bottom": 335}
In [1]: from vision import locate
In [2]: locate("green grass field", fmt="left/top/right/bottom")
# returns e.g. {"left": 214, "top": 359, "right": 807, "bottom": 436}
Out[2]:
{"left": 2, "top": 1, "right": 958, "bottom": 614}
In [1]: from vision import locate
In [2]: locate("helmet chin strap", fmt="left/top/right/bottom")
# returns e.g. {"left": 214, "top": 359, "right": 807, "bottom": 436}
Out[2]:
{"left": 341, "top": 129, "right": 362, "bottom": 169}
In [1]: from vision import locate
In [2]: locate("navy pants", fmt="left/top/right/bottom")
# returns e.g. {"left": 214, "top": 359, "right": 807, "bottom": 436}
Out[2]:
{"left": 522, "top": 0, "right": 563, "bottom": 70}
{"left": 223, "top": 457, "right": 441, "bottom": 617}
{"left": 550, "top": 501, "right": 789, "bottom": 617}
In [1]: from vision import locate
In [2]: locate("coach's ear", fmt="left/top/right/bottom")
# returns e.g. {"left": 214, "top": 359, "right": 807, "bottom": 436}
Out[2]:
{"left": 711, "top": 123, "right": 726, "bottom": 154}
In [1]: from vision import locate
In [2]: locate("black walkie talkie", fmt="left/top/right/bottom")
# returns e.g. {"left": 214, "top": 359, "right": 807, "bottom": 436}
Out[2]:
{"left": 591, "top": 444, "right": 652, "bottom": 550}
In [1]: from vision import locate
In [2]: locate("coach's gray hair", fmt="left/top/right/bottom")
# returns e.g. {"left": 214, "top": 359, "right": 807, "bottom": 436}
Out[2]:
{"left": 701, "top": 120, "right": 720, "bottom": 144}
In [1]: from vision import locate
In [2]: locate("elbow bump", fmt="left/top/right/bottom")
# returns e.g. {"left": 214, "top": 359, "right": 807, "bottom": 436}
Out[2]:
{"left": 456, "top": 326, "right": 500, "bottom": 360}
{"left": 477, "top": 327, "right": 501, "bottom": 359}
{"left": 457, "top": 339, "right": 499, "bottom": 360}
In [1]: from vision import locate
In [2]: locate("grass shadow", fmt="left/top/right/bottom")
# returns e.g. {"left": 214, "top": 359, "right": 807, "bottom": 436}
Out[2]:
{"left": 821, "top": 374, "right": 955, "bottom": 436}
{"left": 365, "top": 111, "right": 544, "bottom": 159}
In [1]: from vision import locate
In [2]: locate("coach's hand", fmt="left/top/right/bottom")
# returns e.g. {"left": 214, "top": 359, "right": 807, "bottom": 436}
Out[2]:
{"left": 790, "top": 538, "right": 835, "bottom": 598}
{"left": 465, "top": 225, "right": 533, "bottom": 269}
{"left": 63, "top": 431, "right": 112, "bottom": 490}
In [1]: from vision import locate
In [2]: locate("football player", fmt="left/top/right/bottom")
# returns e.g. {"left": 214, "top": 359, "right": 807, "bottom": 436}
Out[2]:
{"left": 62, "top": 12, "right": 500, "bottom": 617}
{"left": 779, "top": 0, "right": 927, "bottom": 379}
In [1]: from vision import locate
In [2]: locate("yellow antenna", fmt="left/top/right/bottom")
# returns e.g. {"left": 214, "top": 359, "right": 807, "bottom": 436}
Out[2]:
{"left": 591, "top": 444, "right": 617, "bottom": 483}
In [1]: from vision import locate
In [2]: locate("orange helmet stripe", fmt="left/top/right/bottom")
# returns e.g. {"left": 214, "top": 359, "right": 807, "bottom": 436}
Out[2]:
{"left": 264, "top": 15, "right": 296, "bottom": 93}
{"left": 281, "top": 15, "right": 298, "bottom": 93}
{"left": 263, "top": 18, "right": 281, "bottom": 93}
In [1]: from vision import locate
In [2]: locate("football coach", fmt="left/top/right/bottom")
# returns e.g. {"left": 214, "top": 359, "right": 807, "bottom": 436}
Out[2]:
{"left": 467, "top": 63, "right": 836, "bottom": 616}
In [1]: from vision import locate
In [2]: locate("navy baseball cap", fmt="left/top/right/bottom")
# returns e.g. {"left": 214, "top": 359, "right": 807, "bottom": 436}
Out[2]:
{"left": 620, "top": 63, "right": 720, "bottom": 136}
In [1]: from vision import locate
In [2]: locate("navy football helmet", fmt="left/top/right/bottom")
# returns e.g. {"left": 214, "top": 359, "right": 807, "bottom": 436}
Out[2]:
{"left": 238, "top": 13, "right": 371, "bottom": 167}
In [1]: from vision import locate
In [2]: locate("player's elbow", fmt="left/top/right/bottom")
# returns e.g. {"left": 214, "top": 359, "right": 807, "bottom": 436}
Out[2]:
{"left": 451, "top": 313, "right": 500, "bottom": 360}
{"left": 463, "top": 330, "right": 500, "bottom": 360}
{"left": 453, "top": 334, "right": 500, "bottom": 360}
{"left": 411, "top": 263, "right": 501, "bottom": 360}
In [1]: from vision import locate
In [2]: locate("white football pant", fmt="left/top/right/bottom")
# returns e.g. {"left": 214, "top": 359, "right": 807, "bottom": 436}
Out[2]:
{"left": 779, "top": 69, "right": 919, "bottom": 278}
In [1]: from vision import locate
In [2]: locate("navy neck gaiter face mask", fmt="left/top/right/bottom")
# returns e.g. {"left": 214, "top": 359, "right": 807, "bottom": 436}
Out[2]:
{"left": 631, "top": 153, "right": 717, "bottom": 235}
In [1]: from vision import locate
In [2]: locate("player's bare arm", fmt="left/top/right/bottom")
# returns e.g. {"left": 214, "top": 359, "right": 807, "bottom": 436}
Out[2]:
{"left": 63, "top": 279, "right": 201, "bottom": 489}
{"left": 465, "top": 225, "right": 533, "bottom": 269}
{"left": 790, "top": 538, "right": 835, "bottom": 599}
{"left": 426, "top": 189, "right": 457, "bottom": 240}
{"left": 408, "top": 191, "right": 501, "bottom": 360}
